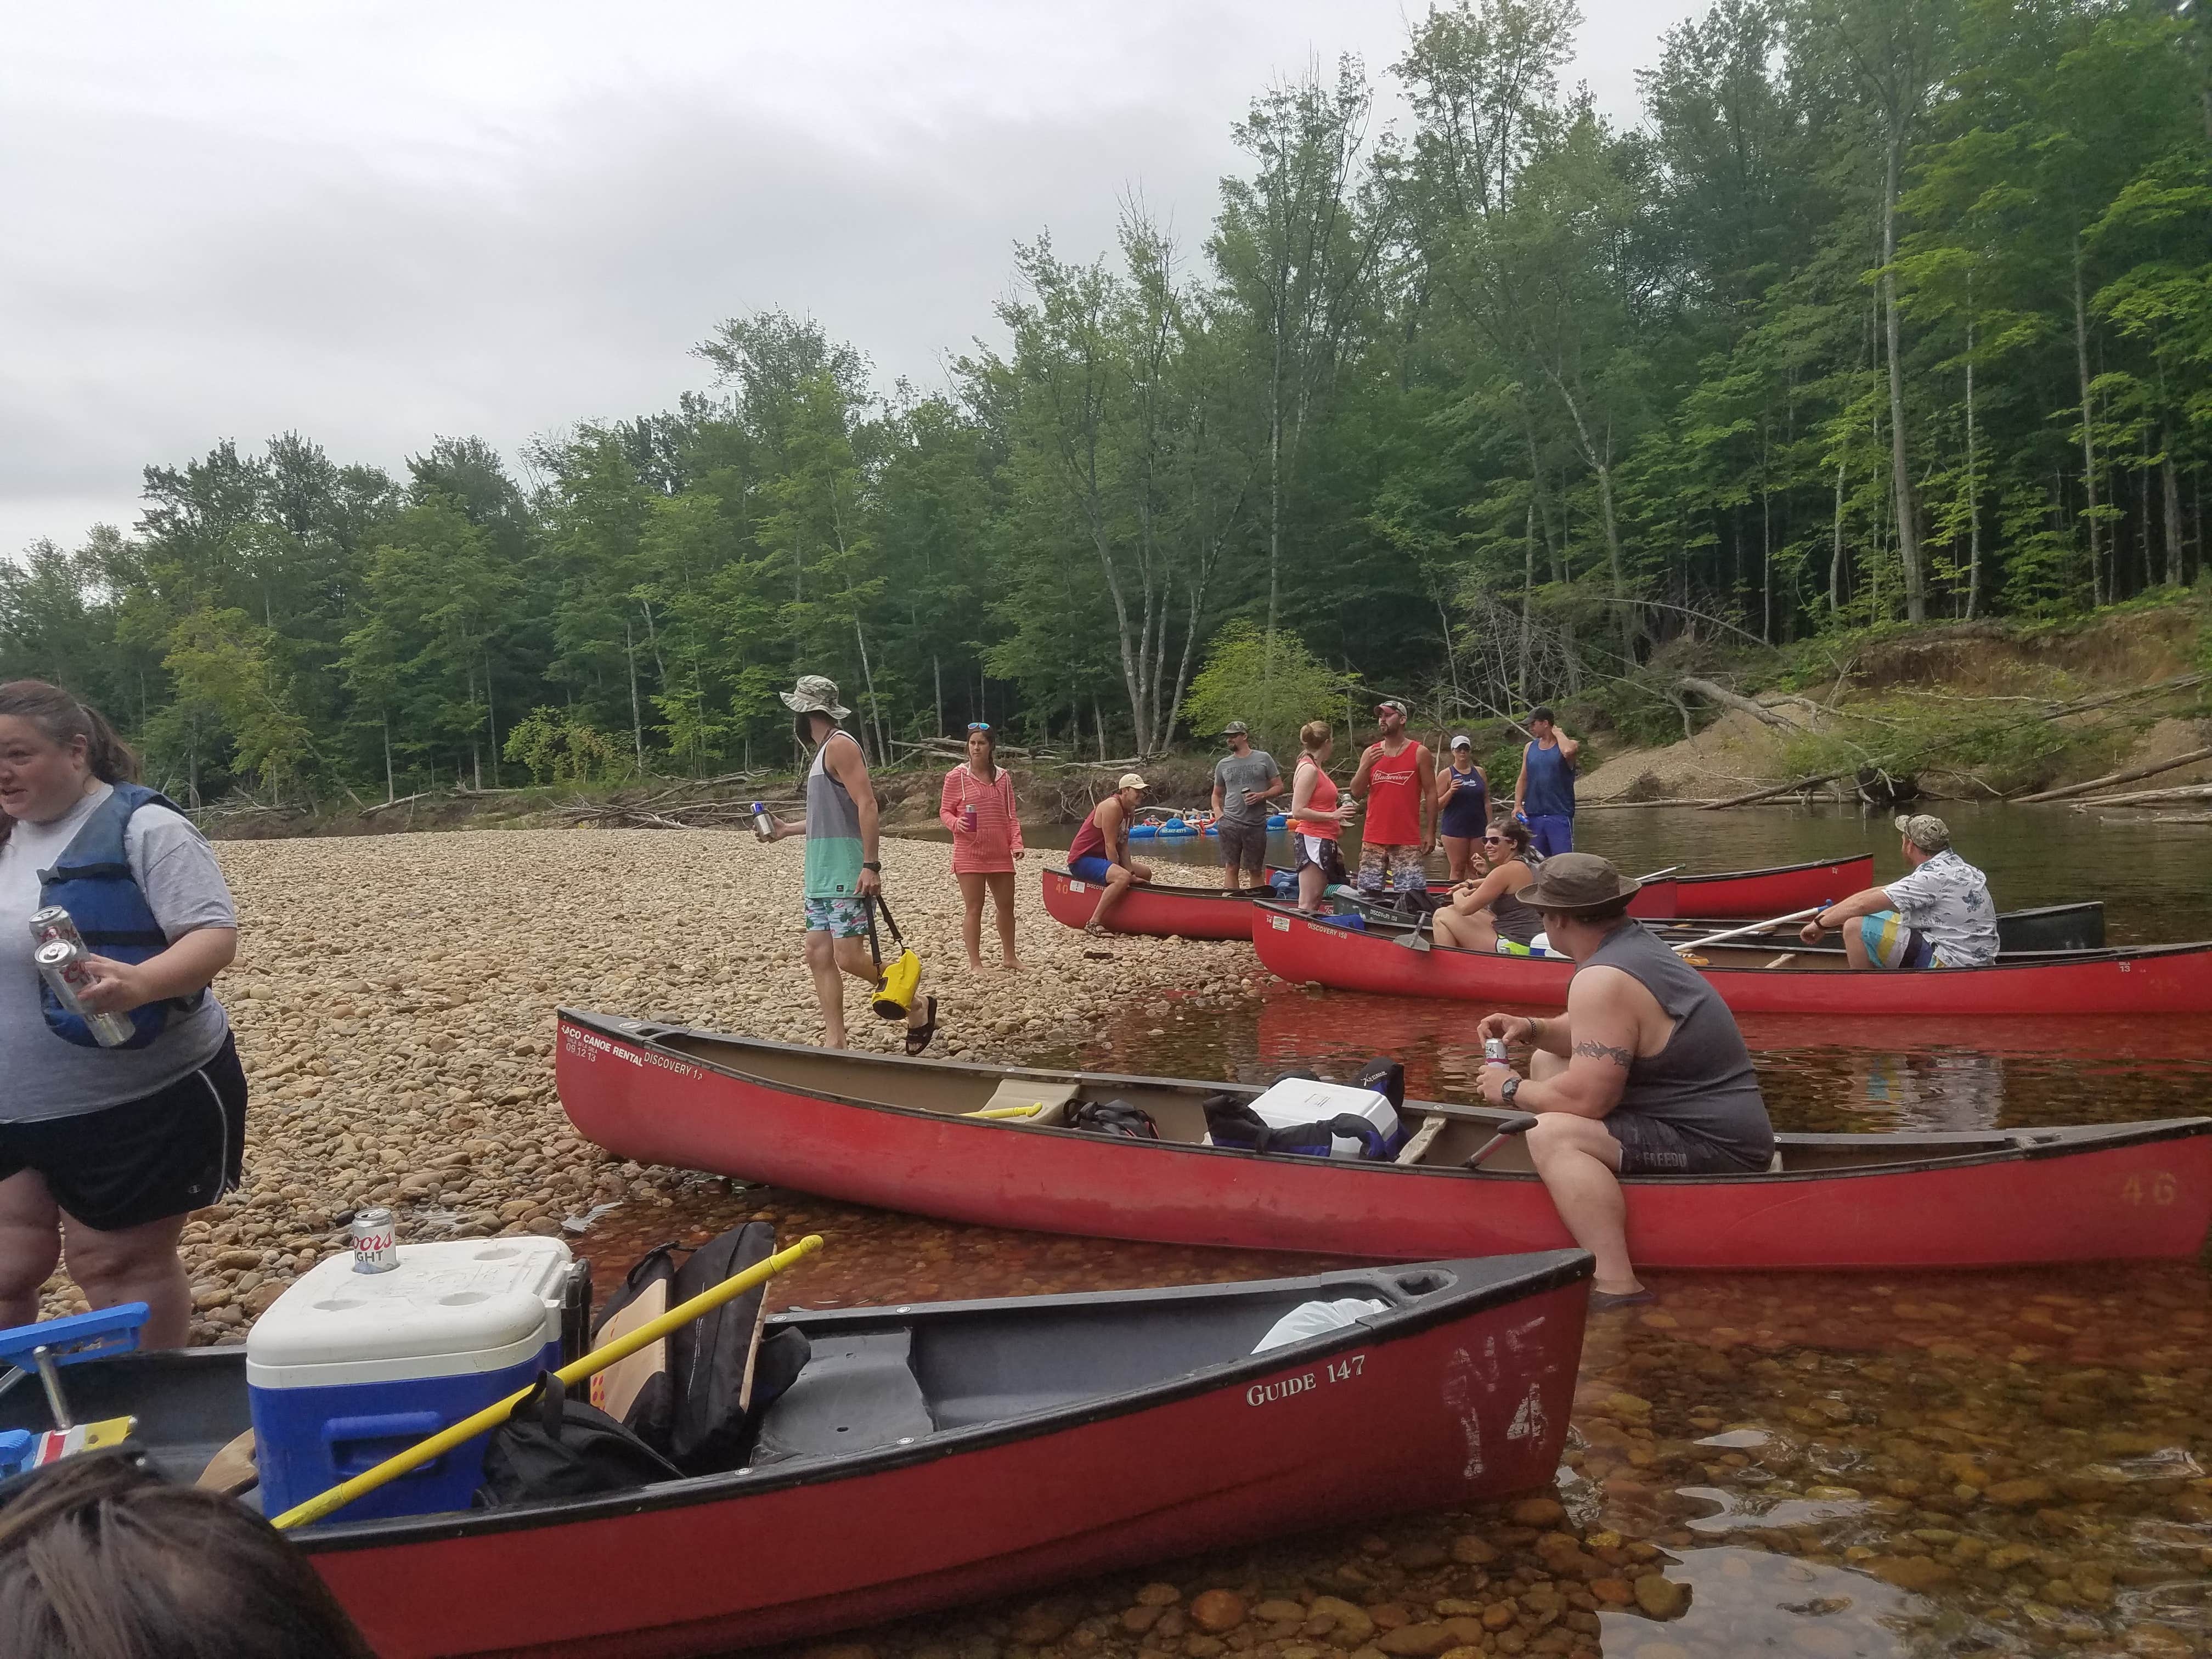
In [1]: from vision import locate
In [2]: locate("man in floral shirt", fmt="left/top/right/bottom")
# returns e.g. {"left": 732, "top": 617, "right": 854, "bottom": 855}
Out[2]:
{"left": 1797, "top": 814, "right": 2000, "bottom": 968}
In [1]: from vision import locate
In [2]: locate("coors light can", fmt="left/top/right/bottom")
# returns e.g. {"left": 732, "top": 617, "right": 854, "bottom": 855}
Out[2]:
{"left": 33, "top": 938, "right": 133, "bottom": 1047}
{"left": 349, "top": 1206, "right": 400, "bottom": 1274}
{"left": 28, "top": 906, "right": 85, "bottom": 952}
{"left": 1483, "top": 1037, "right": 1511, "bottom": 1065}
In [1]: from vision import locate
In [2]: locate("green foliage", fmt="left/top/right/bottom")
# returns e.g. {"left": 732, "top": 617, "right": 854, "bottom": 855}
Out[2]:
{"left": 1179, "top": 622, "right": 1359, "bottom": 760}
{"left": 501, "top": 708, "right": 629, "bottom": 785}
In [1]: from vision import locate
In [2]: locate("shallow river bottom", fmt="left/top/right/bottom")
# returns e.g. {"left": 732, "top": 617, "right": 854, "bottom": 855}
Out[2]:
{"left": 577, "top": 805, "right": 2212, "bottom": 1657}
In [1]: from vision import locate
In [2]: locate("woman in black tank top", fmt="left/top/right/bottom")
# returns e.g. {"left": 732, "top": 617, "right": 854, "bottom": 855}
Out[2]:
{"left": 1431, "top": 817, "right": 1542, "bottom": 952}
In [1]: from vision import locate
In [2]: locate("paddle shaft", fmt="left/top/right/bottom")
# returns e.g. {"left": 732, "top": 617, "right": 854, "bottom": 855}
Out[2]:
{"left": 1673, "top": 907, "right": 1820, "bottom": 953}
{"left": 270, "top": 1234, "right": 825, "bottom": 1531}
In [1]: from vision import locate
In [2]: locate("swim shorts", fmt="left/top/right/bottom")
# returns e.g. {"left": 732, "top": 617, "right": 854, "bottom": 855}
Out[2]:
{"left": 1857, "top": 909, "right": 1945, "bottom": 969}
{"left": 1607, "top": 1111, "right": 1767, "bottom": 1177}
{"left": 1068, "top": 855, "right": 1113, "bottom": 884}
{"left": 802, "top": 896, "right": 871, "bottom": 938}
{"left": 1524, "top": 814, "right": 1574, "bottom": 858}
{"left": 1217, "top": 817, "right": 1269, "bottom": 874}
{"left": 1357, "top": 842, "right": 1428, "bottom": 893}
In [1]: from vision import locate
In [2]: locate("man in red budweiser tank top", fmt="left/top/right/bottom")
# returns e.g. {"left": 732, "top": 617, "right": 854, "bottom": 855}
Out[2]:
{"left": 1349, "top": 699, "right": 1435, "bottom": 894}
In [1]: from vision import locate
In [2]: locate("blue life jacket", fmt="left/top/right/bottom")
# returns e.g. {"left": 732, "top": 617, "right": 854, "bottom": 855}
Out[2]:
{"left": 36, "top": 783, "right": 204, "bottom": 1049}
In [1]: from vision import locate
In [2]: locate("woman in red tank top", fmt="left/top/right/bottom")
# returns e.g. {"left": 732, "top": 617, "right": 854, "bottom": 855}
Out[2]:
{"left": 1289, "top": 721, "right": 1357, "bottom": 913}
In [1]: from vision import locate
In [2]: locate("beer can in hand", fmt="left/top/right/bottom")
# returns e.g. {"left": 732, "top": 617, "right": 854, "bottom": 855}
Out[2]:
{"left": 349, "top": 1206, "right": 400, "bottom": 1274}
{"left": 751, "top": 801, "right": 775, "bottom": 842}
{"left": 33, "top": 938, "right": 134, "bottom": 1047}
{"left": 1483, "top": 1037, "right": 1510, "bottom": 1065}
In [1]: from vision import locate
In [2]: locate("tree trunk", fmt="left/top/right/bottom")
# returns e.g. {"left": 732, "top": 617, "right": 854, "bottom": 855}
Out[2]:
{"left": 1678, "top": 678, "right": 1799, "bottom": 729}
{"left": 484, "top": 648, "right": 499, "bottom": 787}
{"left": 1881, "top": 131, "right": 1925, "bottom": 623}
{"left": 381, "top": 708, "right": 394, "bottom": 804}
{"left": 625, "top": 618, "right": 645, "bottom": 776}
{"left": 2073, "top": 233, "right": 2103, "bottom": 603}
{"left": 1965, "top": 283, "right": 1983, "bottom": 620}
{"left": 2164, "top": 428, "right": 2186, "bottom": 586}
{"left": 1830, "top": 453, "right": 1848, "bottom": 613}
{"left": 934, "top": 653, "right": 944, "bottom": 738}
{"left": 1518, "top": 500, "right": 1535, "bottom": 698}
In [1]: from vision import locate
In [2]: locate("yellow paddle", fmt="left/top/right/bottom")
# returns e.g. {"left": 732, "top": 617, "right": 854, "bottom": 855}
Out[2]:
{"left": 270, "top": 1233, "right": 825, "bottom": 1531}
{"left": 966, "top": 1103, "right": 1046, "bottom": 1119}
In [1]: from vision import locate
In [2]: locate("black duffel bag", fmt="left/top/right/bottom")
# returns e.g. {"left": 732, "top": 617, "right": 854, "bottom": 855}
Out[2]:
{"left": 475, "top": 1372, "right": 681, "bottom": 1506}
{"left": 1070, "top": 1099, "right": 1160, "bottom": 1139}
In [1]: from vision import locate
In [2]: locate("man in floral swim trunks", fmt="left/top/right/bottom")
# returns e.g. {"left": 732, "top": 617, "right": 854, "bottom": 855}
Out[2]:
{"left": 763, "top": 675, "right": 936, "bottom": 1052}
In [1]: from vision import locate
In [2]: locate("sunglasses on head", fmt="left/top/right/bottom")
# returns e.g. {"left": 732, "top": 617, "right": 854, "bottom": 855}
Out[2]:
{"left": 967, "top": 722, "right": 990, "bottom": 732}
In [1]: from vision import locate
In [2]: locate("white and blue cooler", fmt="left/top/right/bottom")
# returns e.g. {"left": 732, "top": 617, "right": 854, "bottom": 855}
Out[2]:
{"left": 247, "top": 1237, "right": 573, "bottom": 1523}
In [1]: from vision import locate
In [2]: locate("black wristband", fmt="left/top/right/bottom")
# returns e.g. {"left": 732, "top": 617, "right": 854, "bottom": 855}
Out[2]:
{"left": 861, "top": 861, "right": 882, "bottom": 872}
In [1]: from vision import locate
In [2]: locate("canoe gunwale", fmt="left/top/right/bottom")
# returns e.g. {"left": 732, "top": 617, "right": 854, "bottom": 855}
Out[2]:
{"left": 158, "top": 1249, "right": 1590, "bottom": 1554}
{"left": 562, "top": 1010, "right": 2212, "bottom": 1188}
{"left": 1673, "top": 852, "right": 1875, "bottom": 887}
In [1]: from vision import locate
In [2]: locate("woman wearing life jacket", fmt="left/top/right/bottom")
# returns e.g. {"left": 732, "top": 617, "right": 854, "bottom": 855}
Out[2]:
{"left": 0, "top": 681, "right": 242, "bottom": 1348}
{"left": 938, "top": 721, "right": 1025, "bottom": 971}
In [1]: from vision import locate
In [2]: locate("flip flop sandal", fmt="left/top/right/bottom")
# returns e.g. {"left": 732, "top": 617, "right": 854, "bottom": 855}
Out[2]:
{"left": 904, "top": 995, "right": 939, "bottom": 1057}
{"left": 1589, "top": 1287, "right": 1657, "bottom": 1312}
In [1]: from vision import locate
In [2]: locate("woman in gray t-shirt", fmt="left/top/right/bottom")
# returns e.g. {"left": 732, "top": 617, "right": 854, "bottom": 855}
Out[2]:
{"left": 0, "top": 681, "right": 242, "bottom": 1347}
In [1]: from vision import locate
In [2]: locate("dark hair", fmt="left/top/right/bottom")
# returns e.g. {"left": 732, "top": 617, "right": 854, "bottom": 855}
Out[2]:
{"left": 0, "top": 1452, "right": 377, "bottom": 1658}
{"left": 1529, "top": 706, "right": 1556, "bottom": 724}
{"left": 0, "top": 682, "right": 138, "bottom": 784}
{"left": 1485, "top": 815, "right": 1532, "bottom": 856}
{"left": 965, "top": 724, "right": 1000, "bottom": 780}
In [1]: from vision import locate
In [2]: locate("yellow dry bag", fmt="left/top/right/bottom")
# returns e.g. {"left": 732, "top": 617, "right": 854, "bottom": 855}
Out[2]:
{"left": 868, "top": 894, "right": 922, "bottom": 1021}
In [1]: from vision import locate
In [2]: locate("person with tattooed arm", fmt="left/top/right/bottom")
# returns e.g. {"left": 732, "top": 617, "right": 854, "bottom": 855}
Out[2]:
{"left": 1470, "top": 853, "right": 1773, "bottom": 1309}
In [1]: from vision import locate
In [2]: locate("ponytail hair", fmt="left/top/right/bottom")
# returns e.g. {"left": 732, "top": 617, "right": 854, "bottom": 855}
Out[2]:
{"left": 0, "top": 681, "right": 138, "bottom": 784}
{"left": 1299, "top": 719, "right": 1333, "bottom": 754}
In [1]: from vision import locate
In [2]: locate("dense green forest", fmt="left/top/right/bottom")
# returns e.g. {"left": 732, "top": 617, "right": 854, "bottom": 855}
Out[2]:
{"left": 7, "top": 0, "right": 2212, "bottom": 803}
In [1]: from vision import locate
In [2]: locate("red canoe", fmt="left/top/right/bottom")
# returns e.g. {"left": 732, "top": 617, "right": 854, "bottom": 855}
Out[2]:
{"left": 1040, "top": 866, "right": 1261, "bottom": 939}
{"left": 1043, "top": 853, "right": 1875, "bottom": 938}
{"left": 1251, "top": 902, "right": 2212, "bottom": 1017}
{"left": 28, "top": 1253, "right": 1587, "bottom": 1657}
{"left": 556, "top": 1011, "right": 2212, "bottom": 1268}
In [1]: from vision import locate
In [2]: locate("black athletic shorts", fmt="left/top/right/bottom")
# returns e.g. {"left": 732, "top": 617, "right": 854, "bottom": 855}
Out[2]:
{"left": 1608, "top": 1110, "right": 1767, "bottom": 1177}
{"left": 1217, "top": 816, "right": 1269, "bottom": 874}
{"left": 0, "top": 1033, "right": 247, "bottom": 1231}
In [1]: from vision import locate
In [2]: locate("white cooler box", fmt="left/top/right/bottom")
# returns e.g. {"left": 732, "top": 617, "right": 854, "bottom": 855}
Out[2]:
{"left": 1217, "top": 1077, "right": 1404, "bottom": 1159}
{"left": 247, "top": 1237, "right": 573, "bottom": 1523}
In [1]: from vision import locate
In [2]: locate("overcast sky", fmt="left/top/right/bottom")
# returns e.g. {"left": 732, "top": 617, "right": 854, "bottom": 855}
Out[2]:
{"left": 1, "top": 1, "right": 1700, "bottom": 560}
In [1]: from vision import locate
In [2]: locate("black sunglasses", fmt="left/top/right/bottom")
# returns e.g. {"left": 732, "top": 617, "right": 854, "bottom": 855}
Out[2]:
{"left": 1481, "top": 834, "right": 1509, "bottom": 845}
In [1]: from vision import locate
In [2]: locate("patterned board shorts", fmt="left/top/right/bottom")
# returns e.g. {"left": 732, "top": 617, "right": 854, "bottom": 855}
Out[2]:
{"left": 1858, "top": 909, "right": 1945, "bottom": 969}
{"left": 1357, "top": 842, "right": 1429, "bottom": 893}
{"left": 802, "top": 896, "right": 871, "bottom": 938}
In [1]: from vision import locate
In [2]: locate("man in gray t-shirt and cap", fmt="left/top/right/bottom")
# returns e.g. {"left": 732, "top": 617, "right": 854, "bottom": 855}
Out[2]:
{"left": 1210, "top": 721, "right": 1283, "bottom": 893}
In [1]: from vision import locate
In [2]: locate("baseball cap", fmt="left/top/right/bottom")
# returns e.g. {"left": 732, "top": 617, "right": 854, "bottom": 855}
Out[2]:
{"left": 1119, "top": 772, "right": 1148, "bottom": 792}
{"left": 1449, "top": 733, "right": 1472, "bottom": 749}
{"left": 1894, "top": 812, "right": 1950, "bottom": 851}
{"left": 1221, "top": 720, "right": 1250, "bottom": 736}
{"left": 1376, "top": 698, "right": 1408, "bottom": 716}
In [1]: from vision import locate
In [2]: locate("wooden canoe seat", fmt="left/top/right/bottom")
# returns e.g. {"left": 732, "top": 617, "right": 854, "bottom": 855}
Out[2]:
{"left": 1397, "top": 1115, "right": 1447, "bottom": 1165}
{"left": 975, "top": 1079, "right": 1082, "bottom": 1126}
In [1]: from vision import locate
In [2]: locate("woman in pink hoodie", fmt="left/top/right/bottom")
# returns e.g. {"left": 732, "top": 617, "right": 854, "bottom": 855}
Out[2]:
{"left": 939, "top": 723, "right": 1025, "bottom": 970}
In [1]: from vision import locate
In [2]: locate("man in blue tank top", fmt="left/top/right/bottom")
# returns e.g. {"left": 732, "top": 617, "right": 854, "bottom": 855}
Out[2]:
{"left": 761, "top": 675, "right": 935, "bottom": 1054}
{"left": 1512, "top": 706, "right": 1579, "bottom": 857}
{"left": 1469, "top": 853, "right": 1773, "bottom": 1310}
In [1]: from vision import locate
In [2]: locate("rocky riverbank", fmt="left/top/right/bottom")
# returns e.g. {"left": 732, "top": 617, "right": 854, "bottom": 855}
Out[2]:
{"left": 31, "top": 827, "right": 1265, "bottom": 1342}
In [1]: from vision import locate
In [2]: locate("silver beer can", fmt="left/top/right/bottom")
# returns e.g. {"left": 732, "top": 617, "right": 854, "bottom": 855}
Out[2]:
{"left": 1483, "top": 1037, "right": 1511, "bottom": 1064}
{"left": 28, "top": 906, "right": 84, "bottom": 951}
{"left": 33, "top": 938, "right": 134, "bottom": 1047}
{"left": 349, "top": 1206, "right": 400, "bottom": 1274}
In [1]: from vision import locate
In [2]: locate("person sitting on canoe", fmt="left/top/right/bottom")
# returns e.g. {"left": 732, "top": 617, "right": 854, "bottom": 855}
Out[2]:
{"left": 1069, "top": 774, "right": 1154, "bottom": 934}
{"left": 1797, "top": 814, "right": 1999, "bottom": 970}
{"left": 1431, "top": 815, "right": 1542, "bottom": 953}
{"left": 1472, "top": 853, "right": 1774, "bottom": 1310}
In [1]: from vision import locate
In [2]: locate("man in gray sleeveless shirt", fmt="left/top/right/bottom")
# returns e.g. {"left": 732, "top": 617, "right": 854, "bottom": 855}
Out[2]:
{"left": 1472, "top": 854, "right": 1772, "bottom": 1308}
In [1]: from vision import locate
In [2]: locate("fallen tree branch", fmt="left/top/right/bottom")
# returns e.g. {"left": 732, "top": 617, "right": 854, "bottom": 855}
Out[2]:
{"left": 360, "top": 792, "right": 438, "bottom": 817}
{"left": 2071, "top": 782, "right": 2212, "bottom": 809}
{"left": 1677, "top": 677, "right": 1803, "bottom": 731}
{"left": 2011, "top": 746, "right": 2212, "bottom": 804}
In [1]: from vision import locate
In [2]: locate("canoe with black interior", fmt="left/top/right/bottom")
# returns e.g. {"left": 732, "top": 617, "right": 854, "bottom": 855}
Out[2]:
{"left": 1253, "top": 901, "right": 2212, "bottom": 1016}
{"left": 1045, "top": 851, "right": 1881, "bottom": 939}
{"left": 12, "top": 1254, "right": 1588, "bottom": 1659}
{"left": 556, "top": 1009, "right": 2212, "bottom": 1268}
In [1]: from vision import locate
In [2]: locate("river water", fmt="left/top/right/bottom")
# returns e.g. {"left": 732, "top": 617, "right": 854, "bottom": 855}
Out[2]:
{"left": 586, "top": 805, "right": 2212, "bottom": 1658}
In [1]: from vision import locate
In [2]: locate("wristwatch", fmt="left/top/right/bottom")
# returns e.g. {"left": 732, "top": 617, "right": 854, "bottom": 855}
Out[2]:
{"left": 1501, "top": 1076, "right": 1522, "bottom": 1107}
{"left": 861, "top": 861, "right": 882, "bottom": 872}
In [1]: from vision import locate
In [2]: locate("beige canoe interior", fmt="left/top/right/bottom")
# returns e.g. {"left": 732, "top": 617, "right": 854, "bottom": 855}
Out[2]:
{"left": 644, "top": 1027, "right": 2118, "bottom": 1180}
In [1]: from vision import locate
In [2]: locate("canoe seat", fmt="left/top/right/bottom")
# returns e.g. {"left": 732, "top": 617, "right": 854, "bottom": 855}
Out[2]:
{"left": 974, "top": 1078, "right": 1082, "bottom": 1127}
{"left": 1767, "top": 1150, "right": 1784, "bottom": 1173}
{"left": 748, "top": 1330, "right": 933, "bottom": 1466}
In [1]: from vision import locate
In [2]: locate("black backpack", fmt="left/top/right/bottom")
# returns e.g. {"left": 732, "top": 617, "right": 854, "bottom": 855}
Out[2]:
{"left": 1070, "top": 1099, "right": 1160, "bottom": 1140}
{"left": 475, "top": 1372, "right": 680, "bottom": 1507}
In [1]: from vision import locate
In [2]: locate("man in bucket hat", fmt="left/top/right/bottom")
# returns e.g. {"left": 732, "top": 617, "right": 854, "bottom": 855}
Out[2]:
{"left": 760, "top": 675, "right": 935, "bottom": 1052}
{"left": 1796, "top": 814, "right": 1998, "bottom": 969}
{"left": 1471, "top": 853, "right": 1773, "bottom": 1309}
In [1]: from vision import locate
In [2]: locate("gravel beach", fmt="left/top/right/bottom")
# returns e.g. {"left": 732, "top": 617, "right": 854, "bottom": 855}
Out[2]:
{"left": 32, "top": 826, "right": 1265, "bottom": 1344}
